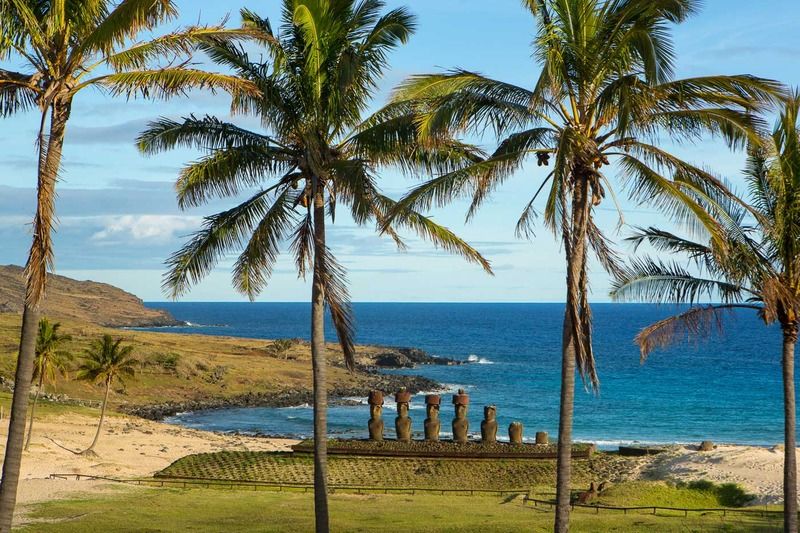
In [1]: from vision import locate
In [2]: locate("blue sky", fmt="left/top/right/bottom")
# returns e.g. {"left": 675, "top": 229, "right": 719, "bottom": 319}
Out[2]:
{"left": 1, "top": 0, "right": 799, "bottom": 302}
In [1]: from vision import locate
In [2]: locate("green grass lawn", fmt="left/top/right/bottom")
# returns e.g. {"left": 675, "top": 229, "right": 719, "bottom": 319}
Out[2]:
{"left": 18, "top": 485, "right": 782, "bottom": 532}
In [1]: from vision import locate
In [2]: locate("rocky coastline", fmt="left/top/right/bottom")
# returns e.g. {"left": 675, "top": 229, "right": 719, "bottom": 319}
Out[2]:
{"left": 123, "top": 370, "right": 441, "bottom": 421}
{"left": 354, "top": 346, "right": 463, "bottom": 369}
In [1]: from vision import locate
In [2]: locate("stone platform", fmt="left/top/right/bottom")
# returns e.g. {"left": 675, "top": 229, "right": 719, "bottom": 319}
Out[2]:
{"left": 291, "top": 439, "right": 594, "bottom": 459}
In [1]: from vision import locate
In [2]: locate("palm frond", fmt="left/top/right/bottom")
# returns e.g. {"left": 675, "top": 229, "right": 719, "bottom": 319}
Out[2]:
{"left": 79, "top": 0, "right": 178, "bottom": 57}
{"left": 320, "top": 247, "right": 356, "bottom": 370}
{"left": 289, "top": 211, "right": 314, "bottom": 278}
{"left": 175, "top": 144, "right": 293, "bottom": 209}
{"left": 392, "top": 70, "right": 536, "bottom": 137}
{"left": 137, "top": 115, "right": 281, "bottom": 155}
{"left": 587, "top": 218, "right": 623, "bottom": 279}
{"left": 611, "top": 256, "right": 748, "bottom": 304}
{"left": 0, "top": 69, "right": 38, "bottom": 116}
{"left": 378, "top": 195, "right": 493, "bottom": 274}
{"left": 162, "top": 189, "right": 276, "bottom": 298}
{"left": 95, "top": 69, "right": 259, "bottom": 100}
{"left": 232, "top": 189, "right": 298, "bottom": 300}
{"left": 634, "top": 304, "right": 759, "bottom": 362}
{"left": 103, "top": 26, "right": 257, "bottom": 71}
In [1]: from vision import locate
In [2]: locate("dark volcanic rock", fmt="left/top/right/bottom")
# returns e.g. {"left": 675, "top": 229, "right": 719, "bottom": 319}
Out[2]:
{"left": 363, "top": 347, "right": 461, "bottom": 368}
{"left": 123, "top": 373, "right": 441, "bottom": 420}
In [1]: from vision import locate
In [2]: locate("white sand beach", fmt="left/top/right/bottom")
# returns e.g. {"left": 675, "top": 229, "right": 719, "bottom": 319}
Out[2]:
{"left": 0, "top": 413, "right": 297, "bottom": 510}
{"left": 645, "top": 444, "right": 797, "bottom": 505}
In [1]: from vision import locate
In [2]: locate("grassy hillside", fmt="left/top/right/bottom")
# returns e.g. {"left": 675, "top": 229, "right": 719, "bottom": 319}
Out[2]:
{"left": 0, "top": 313, "right": 434, "bottom": 414}
{"left": 0, "top": 265, "right": 177, "bottom": 327}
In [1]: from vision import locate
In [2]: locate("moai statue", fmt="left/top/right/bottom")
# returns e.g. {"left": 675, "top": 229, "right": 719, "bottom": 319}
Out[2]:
{"left": 452, "top": 389, "right": 470, "bottom": 444}
{"left": 368, "top": 390, "right": 384, "bottom": 441}
{"left": 509, "top": 421, "right": 524, "bottom": 444}
{"left": 481, "top": 405, "right": 498, "bottom": 444}
{"left": 535, "top": 431, "right": 549, "bottom": 445}
{"left": 394, "top": 388, "right": 412, "bottom": 442}
{"left": 424, "top": 394, "right": 441, "bottom": 441}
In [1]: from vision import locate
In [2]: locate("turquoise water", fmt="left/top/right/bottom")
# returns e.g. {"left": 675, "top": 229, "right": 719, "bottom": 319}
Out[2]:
{"left": 143, "top": 302, "right": 788, "bottom": 447}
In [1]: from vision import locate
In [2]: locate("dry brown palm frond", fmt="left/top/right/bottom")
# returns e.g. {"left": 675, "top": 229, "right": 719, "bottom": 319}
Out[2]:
{"left": 320, "top": 247, "right": 356, "bottom": 371}
{"left": 760, "top": 276, "right": 800, "bottom": 325}
{"left": 587, "top": 218, "right": 624, "bottom": 280}
{"left": 577, "top": 256, "right": 598, "bottom": 391}
{"left": 635, "top": 304, "right": 760, "bottom": 362}
{"left": 637, "top": 306, "right": 724, "bottom": 362}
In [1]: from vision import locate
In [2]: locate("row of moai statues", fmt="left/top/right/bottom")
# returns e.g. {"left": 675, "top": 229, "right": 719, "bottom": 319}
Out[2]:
{"left": 368, "top": 388, "right": 549, "bottom": 444}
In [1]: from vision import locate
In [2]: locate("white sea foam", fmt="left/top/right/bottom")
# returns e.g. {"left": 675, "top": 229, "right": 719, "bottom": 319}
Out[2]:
{"left": 466, "top": 354, "right": 494, "bottom": 364}
{"left": 283, "top": 403, "right": 312, "bottom": 409}
{"left": 344, "top": 396, "right": 423, "bottom": 409}
{"left": 441, "top": 383, "right": 472, "bottom": 393}
{"left": 589, "top": 439, "right": 690, "bottom": 448}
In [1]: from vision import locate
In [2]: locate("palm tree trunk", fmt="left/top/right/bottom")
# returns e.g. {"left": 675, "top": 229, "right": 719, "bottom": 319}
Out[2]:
{"left": 84, "top": 378, "right": 111, "bottom": 455}
{"left": 555, "top": 177, "right": 591, "bottom": 533}
{"left": 24, "top": 374, "right": 45, "bottom": 451}
{"left": 310, "top": 180, "right": 330, "bottom": 533}
{"left": 0, "top": 101, "right": 70, "bottom": 533}
{"left": 0, "top": 305, "right": 40, "bottom": 533}
{"left": 782, "top": 324, "right": 798, "bottom": 533}
{"left": 555, "top": 303, "right": 577, "bottom": 532}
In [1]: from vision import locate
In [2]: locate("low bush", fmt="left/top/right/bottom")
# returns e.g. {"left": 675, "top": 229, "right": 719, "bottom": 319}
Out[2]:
{"left": 675, "top": 480, "right": 755, "bottom": 507}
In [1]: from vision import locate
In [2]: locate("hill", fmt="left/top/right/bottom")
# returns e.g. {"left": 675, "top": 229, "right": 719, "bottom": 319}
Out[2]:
{"left": 0, "top": 265, "right": 179, "bottom": 327}
{"left": 0, "top": 313, "right": 438, "bottom": 418}
{"left": 0, "top": 268, "right": 449, "bottom": 418}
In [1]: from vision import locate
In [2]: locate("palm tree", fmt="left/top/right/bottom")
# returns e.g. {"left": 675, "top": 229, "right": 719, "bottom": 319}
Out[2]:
{"left": 136, "top": 3, "right": 489, "bottom": 531}
{"left": 76, "top": 335, "right": 137, "bottom": 456}
{"left": 24, "top": 318, "right": 72, "bottom": 451}
{"left": 611, "top": 92, "right": 800, "bottom": 533}
{"left": 0, "top": 2, "right": 255, "bottom": 528}
{"left": 383, "top": 1, "right": 782, "bottom": 529}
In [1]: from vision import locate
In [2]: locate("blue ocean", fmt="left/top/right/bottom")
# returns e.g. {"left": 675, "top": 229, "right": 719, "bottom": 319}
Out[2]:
{"left": 142, "top": 302, "right": 787, "bottom": 447}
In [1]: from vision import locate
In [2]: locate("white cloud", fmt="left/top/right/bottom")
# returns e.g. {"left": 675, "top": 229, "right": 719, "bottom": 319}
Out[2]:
{"left": 91, "top": 215, "right": 202, "bottom": 244}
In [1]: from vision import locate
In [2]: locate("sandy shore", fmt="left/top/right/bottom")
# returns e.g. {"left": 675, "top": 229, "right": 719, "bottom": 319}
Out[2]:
{"left": 1, "top": 411, "right": 795, "bottom": 514}
{"left": 0, "top": 412, "right": 297, "bottom": 516}
{"left": 643, "top": 444, "right": 797, "bottom": 505}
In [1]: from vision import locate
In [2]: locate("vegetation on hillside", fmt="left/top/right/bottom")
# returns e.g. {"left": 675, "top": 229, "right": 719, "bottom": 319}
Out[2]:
{"left": 0, "top": 313, "right": 437, "bottom": 412}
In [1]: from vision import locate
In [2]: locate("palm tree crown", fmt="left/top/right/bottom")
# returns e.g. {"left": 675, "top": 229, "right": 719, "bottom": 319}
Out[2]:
{"left": 137, "top": 2, "right": 491, "bottom": 367}
{"left": 611, "top": 90, "right": 800, "bottom": 533}
{"left": 138, "top": 5, "right": 490, "bottom": 531}
{"left": 0, "top": 0, "right": 256, "bottom": 305}
{"left": 34, "top": 318, "right": 72, "bottom": 386}
{"left": 387, "top": 0, "right": 782, "bottom": 387}
{"left": 77, "top": 335, "right": 137, "bottom": 387}
{"left": 611, "top": 92, "right": 800, "bottom": 349}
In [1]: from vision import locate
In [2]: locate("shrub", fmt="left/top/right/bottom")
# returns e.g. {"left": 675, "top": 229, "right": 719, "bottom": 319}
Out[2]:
{"left": 151, "top": 352, "right": 181, "bottom": 372}
{"left": 205, "top": 365, "right": 227, "bottom": 384}
{"left": 266, "top": 339, "right": 296, "bottom": 358}
{"left": 686, "top": 480, "right": 715, "bottom": 492}
{"left": 679, "top": 479, "right": 755, "bottom": 508}
{"left": 716, "top": 483, "right": 755, "bottom": 507}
